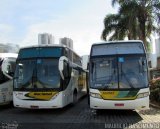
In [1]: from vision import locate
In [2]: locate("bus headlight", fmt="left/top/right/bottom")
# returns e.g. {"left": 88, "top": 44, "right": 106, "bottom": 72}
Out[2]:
{"left": 137, "top": 92, "right": 149, "bottom": 99}
{"left": 90, "top": 92, "right": 102, "bottom": 99}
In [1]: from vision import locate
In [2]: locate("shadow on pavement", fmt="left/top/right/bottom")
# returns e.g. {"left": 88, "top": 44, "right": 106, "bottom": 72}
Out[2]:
{"left": 11, "top": 95, "right": 87, "bottom": 115}
{"left": 0, "top": 102, "right": 14, "bottom": 111}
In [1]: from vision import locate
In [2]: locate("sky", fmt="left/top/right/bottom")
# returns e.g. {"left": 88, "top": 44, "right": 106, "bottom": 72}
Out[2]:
{"left": 0, "top": 0, "right": 117, "bottom": 56}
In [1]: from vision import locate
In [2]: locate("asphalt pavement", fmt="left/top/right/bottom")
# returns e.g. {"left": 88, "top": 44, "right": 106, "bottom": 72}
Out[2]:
{"left": 0, "top": 96, "right": 160, "bottom": 129}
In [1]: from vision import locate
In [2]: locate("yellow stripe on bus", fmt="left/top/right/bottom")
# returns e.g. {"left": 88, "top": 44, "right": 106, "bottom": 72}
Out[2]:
{"left": 100, "top": 91, "right": 137, "bottom": 100}
{"left": 26, "top": 92, "right": 58, "bottom": 101}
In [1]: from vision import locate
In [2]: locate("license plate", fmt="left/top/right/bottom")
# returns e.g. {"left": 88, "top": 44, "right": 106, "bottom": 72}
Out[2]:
{"left": 30, "top": 106, "right": 39, "bottom": 109}
{"left": 115, "top": 103, "right": 124, "bottom": 106}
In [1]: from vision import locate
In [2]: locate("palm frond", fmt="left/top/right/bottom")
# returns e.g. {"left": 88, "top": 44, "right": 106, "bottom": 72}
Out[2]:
{"left": 103, "top": 0, "right": 160, "bottom": 48}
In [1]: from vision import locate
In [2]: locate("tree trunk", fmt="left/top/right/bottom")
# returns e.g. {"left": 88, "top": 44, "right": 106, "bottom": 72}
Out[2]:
{"left": 128, "top": 32, "right": 131, "bottom": 40}
{"left": 138, "top": 2, "right": 147, "bottom": 51}
{"left": 139, "top": 17, "right": 147, "bottom": 51}
{"left": 140, "top": 22, "right": 147, "bottom": 49}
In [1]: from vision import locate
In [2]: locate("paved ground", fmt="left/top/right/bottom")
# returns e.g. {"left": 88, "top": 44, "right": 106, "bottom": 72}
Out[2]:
{"left": 0, "top": 97, "right": 160, "bottom": 129}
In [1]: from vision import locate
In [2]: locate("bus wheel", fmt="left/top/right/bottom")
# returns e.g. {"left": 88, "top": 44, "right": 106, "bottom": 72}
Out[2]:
{"left": 88, "top": 96, "right": 90, "bottom": 106}
{"left": 73, "top": 91, "right": 77, "bottom": 105}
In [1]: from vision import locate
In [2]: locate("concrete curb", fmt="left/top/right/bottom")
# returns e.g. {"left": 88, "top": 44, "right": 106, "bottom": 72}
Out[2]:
{"left": 150, "top": 103, "right": 160, "bottom": 109}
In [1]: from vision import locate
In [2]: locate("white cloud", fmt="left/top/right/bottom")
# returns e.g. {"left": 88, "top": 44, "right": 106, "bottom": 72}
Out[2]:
{"left": 21, "top": 18, "right": 102, "bottom": 55}
{"left": 21, "top": 0, "right": 117, "bottom": 55}
{"left": 0, "top": 24, "right": 13, "bottom": 31}
{"left": 0, "top": 24, "right": 14, "bottom": 43}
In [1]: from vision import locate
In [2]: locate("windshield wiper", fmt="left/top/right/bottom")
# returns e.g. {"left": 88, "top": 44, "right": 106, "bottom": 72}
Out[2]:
{"left": 121, "top": 70, "right": 134, "bottom": 88}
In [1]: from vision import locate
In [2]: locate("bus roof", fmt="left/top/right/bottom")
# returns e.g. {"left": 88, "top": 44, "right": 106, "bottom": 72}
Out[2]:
{"left": 92, "top": 40, "right": 143, "bottom": 46}
{"left": 19, "top": 44, "right": 81, "bottom": 58}
{"left": 20, "top": 44, "right": 66, "bottom": 49}
{"left": 90, "top": 40, "right": 146, "bottom": 56}
{"left": 0, "top": 53, "right": 18, "bottom": 58}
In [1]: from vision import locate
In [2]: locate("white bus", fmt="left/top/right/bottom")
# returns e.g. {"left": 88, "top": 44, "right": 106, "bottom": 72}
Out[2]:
{"left": 89, "top": 40, "right": 149, "bottom": 110}
{"left": 0, "top": 53, "right": 17, "bottom": 105}
{"left": 13, "top": 45, "right": 87, "bottom": 109}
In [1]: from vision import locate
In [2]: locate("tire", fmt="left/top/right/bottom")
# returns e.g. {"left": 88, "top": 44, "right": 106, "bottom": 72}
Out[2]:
{"left": 88, "top": 94, "right": 90, "bottom": 105}
{"left": 72, "top": 92, "right": 77, "bottom": 105}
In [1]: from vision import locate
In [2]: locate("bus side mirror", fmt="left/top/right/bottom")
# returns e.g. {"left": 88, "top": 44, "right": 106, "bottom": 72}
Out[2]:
{"left": 59, "top": 56, "right": 69, "bottom": 80}
{"left": 59, "top": 59, "right": 64, "bottom": 80}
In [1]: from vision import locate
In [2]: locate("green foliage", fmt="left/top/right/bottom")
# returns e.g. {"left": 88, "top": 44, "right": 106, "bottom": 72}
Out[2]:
{"left": 102, "top": 0, "right": 160, "bottom": 48}
{"left": 150, "top": 78, "right": 160, "bottom": 102}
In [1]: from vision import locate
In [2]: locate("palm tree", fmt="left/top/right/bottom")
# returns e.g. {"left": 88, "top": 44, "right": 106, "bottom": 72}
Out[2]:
{"left": 102, "top": 3, "right": 140, "bottom": 41}
{"left": 102, "top": 0, "right": 160, "bottom": 49}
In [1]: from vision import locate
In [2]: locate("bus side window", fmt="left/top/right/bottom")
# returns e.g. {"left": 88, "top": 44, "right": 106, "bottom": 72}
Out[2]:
{"left": 0, "top": 57, "right": 16, "bottom": 84}
{"left": 0, "top": 64, "right": 8, "bottom": 84}
{"left": 2, "top": 57, "right": 16, "bottom": 79}
{"left": 7, "top": 58, "right": 17, "bottom": 77}
{"left": 64, "top": 48, "right": 72, "bottom": 61}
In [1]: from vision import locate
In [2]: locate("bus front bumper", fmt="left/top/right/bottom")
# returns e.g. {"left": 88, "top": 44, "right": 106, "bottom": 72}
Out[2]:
{"left": 13, "top": 93, "right": 64, "bottom": 109}
{"left": 90, "top": 96, "right": 149, "bottom": 110}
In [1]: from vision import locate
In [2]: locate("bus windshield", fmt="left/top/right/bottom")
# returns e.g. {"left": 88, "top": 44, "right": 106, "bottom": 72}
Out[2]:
{"left": 119, "top": 55, "right": 148, "bottom": 89}
{"left": 90, "top": 55, "right": 148, "bottom": 89}
{"left": 14, "top": 58, "right": 60, "bottom": 90}
{"left": 91, "top": 57, "right": 118, "bottom": 89}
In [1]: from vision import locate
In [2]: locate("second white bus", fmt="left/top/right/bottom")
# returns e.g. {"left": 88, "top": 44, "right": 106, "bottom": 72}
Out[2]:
{"left": 89, "top": 41, "right": 149, "bottom": 110}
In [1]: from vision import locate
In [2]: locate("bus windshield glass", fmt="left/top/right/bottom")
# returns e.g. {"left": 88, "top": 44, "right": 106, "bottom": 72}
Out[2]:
{"left": 90, "top": 55, "right": 148, "bottom": 89}
{"left": 14, "top": 58, "right": 60, "bottom": 90}
{"left": 118, "top": 55, "right": 148, "bottom": 89}
{"left": 90, "top": 57, "right": 118, "bottom": 89}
